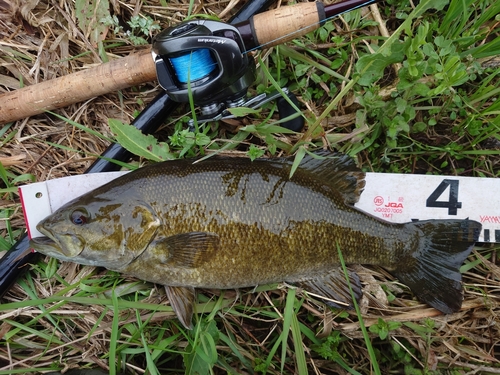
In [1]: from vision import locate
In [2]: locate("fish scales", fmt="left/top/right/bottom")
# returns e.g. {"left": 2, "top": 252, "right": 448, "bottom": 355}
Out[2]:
{"left": 30, "top": 151, "right": 482, "bottom": 328}
{"left": 94, "top": 157, "right": 403, "bottom": 287}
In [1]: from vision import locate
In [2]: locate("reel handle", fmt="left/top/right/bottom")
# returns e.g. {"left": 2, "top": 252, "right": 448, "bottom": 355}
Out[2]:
{"left": 278, "top": 91, "right": 304, "bottom": 132}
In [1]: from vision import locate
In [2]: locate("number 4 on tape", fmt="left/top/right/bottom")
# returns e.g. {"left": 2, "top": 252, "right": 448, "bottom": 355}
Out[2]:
{"left": 426, "top": 179, "right": 462, "bottom": 215}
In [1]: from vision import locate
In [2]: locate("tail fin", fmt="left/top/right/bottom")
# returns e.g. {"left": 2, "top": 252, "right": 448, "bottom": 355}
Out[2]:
{"left": 394, "top": 219, "right": 481, "bottom": 313}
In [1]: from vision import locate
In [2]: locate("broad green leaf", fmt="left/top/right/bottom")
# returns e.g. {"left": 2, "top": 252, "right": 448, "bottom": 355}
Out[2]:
{"left": 356, "top": 41, "right": 407, "bottom": 86}
{"left": 294, "top": 63, "right": 310, "bottom": 77}
{"left": 11, "top": 173, "right": 36, "bottom": 185}
{"left": 184, "top": 321, "right": 218, "bottom": 375}
{"left": 195, "top": 133, "right": 211, "bottom": 146}
{"left": 247, "top": 144, "right": 265, "bottom": 161}
{"left": 45, "top": 257, "right": 58, "bottom": 279}
{"left": 184, "top": 349, "right": 210, "bottom": 375}
{"left": 75, "top": 0, "right": 111, "bottom": 46}
{"left": 108, "top": 118, "right": 174, "bottom": 162}
{"left": 226, "top": 106, "right": 262, "bottom": 117}
{"left": 0, "top": 235, "right": 13, "bottom": 251}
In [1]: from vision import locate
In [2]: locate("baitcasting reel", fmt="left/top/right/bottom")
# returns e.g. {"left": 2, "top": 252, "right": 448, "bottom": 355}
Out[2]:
{"left": 151, "top": 19, "right": 303, "bottom": 130}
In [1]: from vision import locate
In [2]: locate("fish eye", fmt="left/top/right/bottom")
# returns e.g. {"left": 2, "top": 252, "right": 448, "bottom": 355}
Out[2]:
{"left": 71, "top": 210, "right": 88, "bottom": 225}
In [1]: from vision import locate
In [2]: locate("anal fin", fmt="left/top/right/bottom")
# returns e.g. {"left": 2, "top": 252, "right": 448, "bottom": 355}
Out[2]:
{"left": 292, "top": 268, "right": 362, "bottom": 309}
{"left": 165, "top": 285, "right": 196, "bottom": 330}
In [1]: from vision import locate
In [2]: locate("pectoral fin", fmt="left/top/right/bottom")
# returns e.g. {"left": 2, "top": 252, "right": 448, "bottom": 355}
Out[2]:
{"left": 151, "top": 232, "right": 219, "bottom": 268}
{"left": 292, "top": 268, "right": 362, "bottom": 309}
{"left": 165, "top": 285, "right": 196, "bottom": 330}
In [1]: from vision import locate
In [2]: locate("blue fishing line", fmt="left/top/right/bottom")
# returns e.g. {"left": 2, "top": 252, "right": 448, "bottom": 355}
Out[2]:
{"left": 169, "top": 49, "right": 216, "bottom": 83}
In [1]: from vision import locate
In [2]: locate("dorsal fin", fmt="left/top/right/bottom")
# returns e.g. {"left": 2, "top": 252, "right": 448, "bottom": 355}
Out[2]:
{"left": 290, "top": 150, "right": 365, "bottom": 205}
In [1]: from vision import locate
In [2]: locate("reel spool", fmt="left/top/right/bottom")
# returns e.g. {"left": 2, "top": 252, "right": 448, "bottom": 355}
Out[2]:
{"left": 152, "top": 20, "right": 256, "bottom": 116}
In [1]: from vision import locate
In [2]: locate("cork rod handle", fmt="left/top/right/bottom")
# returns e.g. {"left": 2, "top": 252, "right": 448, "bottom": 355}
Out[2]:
{"left": 0, "top": 49, "right": 156, "bottom": 124}
{"left": 250, "top": 2, "right": 324, "bottom": 48}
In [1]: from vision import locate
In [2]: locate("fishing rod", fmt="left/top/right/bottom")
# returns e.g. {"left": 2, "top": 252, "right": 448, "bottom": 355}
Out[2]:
{"left": 0, "top": 0, "right": 377, "bottom": 125}
{"left": 0, "top": 0, "right": 377, "bottom": 298}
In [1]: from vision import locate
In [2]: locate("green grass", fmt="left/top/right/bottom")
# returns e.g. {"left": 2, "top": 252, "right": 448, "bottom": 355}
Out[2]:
{"left": 0, "top": 0, "right": 499, "bottom": 374}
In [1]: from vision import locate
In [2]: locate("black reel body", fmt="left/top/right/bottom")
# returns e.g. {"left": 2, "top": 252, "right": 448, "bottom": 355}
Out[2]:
{"left": 152, "top": 20, "right": 255, "bottom": 112}
{"left": 152, "top": 19, "right": 303, "bottom": 131}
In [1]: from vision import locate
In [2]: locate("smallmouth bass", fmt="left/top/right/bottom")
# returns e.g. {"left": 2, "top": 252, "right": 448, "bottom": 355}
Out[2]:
{"left": 30, "top": 151, "right": 481, "bottom": 329}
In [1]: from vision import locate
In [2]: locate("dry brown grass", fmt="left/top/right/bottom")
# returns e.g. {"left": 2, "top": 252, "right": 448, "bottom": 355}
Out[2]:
{"left": 0, "top": 0, "right": 499, "bottom": 374}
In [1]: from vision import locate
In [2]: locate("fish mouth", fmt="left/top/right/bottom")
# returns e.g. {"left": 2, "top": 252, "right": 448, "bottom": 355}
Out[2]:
{"left": 30, "top": 225, "right": 85, "bottom": 259}
{"left": 30, "top": 236, "right": 62, "bottom": 256}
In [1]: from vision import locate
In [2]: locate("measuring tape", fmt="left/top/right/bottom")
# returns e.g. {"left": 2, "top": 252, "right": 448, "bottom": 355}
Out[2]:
{"left": 358, "top": 173, "right": 498, "bottom": 243}
{"left": 20, "top": 171, "right": 498, "bottom": 243}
